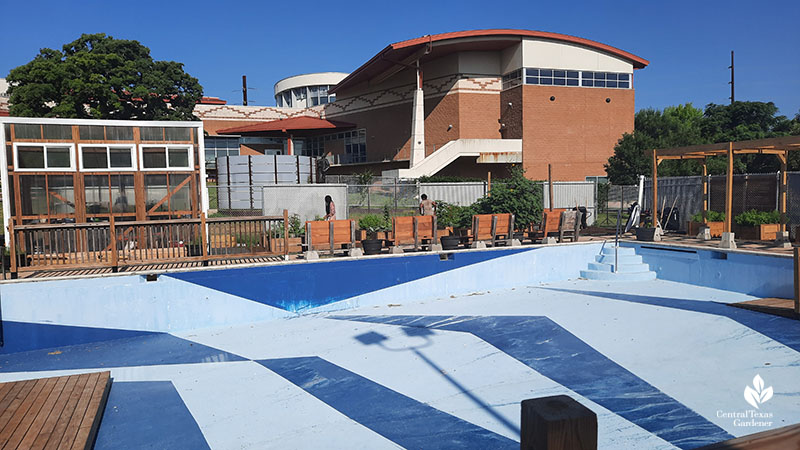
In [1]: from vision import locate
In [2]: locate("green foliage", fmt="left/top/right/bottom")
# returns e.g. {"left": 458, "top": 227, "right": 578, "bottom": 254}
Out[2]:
{"left": 288, "top": 214, "right": 304, "bottom": 237}
{"left": 358, "top": 214, "right": 390, "bottom": 234}
{"left": 734, "top": 210, "right": 781, "bottom": 227}
{"left": 7, "top": 33, "right": 202, "bottom": 120}
{"left": 605, "top": 102, "right": 800, "bottom": 184}
{"left": 435, "top": 202, "right": 475, "bottom": 229}
{"left": 235, "top": 233, "right": 263, "bottom": 247}
{"left": 355, "top": 171, "right": 375, "bottom": 185}
{"left": 417, "top": 175, "right": 483, "bottom": 183}
{"left": 382, "top": 204, "right": 392, "bottom": 225}
{"left": 690, "top": 210, "right": 725, "bottom": 222}
{"left": 471, "top": 166, "right": 542, "bottom": 230}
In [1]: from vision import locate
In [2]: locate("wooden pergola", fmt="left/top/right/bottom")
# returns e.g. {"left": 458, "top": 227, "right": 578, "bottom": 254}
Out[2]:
{"left": 651, "top": 136, "right": 800, "bottom": 236}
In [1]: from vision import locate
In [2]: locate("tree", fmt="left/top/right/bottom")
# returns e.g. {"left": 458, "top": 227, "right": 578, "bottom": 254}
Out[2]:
{"left": 605, "top": 102, "right": 799, "bottom": 184}
{"left": 7, "top": 33, "right": 202, "bottom": 120}
{"left": 472, "top": 166, "right": 543, "bottom": 230}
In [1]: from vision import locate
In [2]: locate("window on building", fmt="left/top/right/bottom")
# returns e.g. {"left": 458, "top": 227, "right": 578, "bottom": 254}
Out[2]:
{"left": 502, "top": 70, "right": 522, "bottom": 90}
{"left": 581, "top": 71, "right": 631, "bottom": 89}
{"left": 144, "top": 173, "right": 193, "bottom": 216}
{"left": 79, "top": 145, "right": 136, "bottom": 170}
{"left": 140, "top": 145, "right": 193, "bottom": 170}
{"left": 344, "top": 129, "right": 367, "bottom": 163}
{"left": 526, "top": 68, "right": 580, "bottom": 86}
{"left": 204, "top": 136, "right": 240, "bottom": 169}
{"left": 14, "top": 143, "right": 75, "bottom": 171}
{"left": 304, "top": 136, "right": 325, "bottom": 157}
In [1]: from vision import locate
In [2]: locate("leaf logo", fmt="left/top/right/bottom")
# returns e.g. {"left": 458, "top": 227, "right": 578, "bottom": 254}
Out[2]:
{"left": 744, "top": 374, "right": 773, "bottom": 409}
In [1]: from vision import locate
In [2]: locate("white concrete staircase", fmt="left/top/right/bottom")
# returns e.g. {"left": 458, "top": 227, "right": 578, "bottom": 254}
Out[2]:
{"left": 580, "top": 245, "right": 656, "bottom": 281}
{"left": 381, "top": 139, "right": 522, "bottom": 179}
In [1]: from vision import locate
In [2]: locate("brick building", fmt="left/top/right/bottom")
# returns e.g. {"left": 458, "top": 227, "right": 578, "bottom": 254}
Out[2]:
{"left": 196, "top": 29, "right": 648, "bottom": 181}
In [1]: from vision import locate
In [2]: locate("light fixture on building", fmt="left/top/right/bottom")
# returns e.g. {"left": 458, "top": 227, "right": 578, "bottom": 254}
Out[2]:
{"left": 447, "top": 124, "right": 453, "bottom": 130}
{"left": 507, "top": 102, "right": 513, "bottom": 107}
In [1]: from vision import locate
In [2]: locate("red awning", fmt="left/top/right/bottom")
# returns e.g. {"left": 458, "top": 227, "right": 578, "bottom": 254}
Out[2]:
{"left": 217, "top": 117, "right": 356, "bottom": 134}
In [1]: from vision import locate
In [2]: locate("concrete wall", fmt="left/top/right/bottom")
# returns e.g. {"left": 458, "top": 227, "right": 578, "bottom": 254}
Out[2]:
{"left": 622, "top": 241, "right": 793, "bottom": 298}
{"left": 262, "top": 184, "right": 348, "bottom": 223}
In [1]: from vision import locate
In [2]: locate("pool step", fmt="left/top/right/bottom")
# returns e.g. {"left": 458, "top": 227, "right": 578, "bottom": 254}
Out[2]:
{"left": 581, "top": 245, "right": 657, "bottom": 281}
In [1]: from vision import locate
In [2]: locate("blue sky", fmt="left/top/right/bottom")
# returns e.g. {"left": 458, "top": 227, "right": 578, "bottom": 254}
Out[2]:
{"left": 1, "top": 0, "right": 798, "bottom": 117}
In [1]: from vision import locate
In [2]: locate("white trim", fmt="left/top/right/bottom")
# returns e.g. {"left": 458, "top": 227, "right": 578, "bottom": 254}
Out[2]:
{"left": 77, "top": 143, "right": 137, "bottom": 172}
{"left": 138, "top": 144, "right": 194, "bottom": 171}
{"left": 0, "top": 117, "right": 201, "bottom": 128}
{"left": 13, "top": 142, "right": 76, "bottom": 172}
{"left": 198, "top": 132, "right": 209, "bottom": 215}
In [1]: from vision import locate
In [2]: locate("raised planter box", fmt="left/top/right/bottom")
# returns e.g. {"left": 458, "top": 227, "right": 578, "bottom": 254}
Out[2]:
{"left": 635, "top": 227, "right": 658, "bottom": 241}
{"left": 687, "top": 221, "right": 724, "bottom": 238}
{"left": 733, "top": 223, "right": 780, "bottom": 241}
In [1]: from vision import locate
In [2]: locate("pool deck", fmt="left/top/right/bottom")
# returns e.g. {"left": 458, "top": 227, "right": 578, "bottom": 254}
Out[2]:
{"left": 0, "top": 278, "right": 798, "bottom": 449}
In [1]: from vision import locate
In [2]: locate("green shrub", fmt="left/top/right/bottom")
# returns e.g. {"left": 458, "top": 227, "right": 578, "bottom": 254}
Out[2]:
{"left": 436, "top": 202, "right": 475, "bottom": 229}
{"left": 470, "top": 166, "right": 543, "bottom": 231}
{"left": 418, "top": 175, "right": 483, "bottom": 183}
{"left": 288, "top": 214, "right": 304, "bottom": 237}
{"left": 690, "top": 210, "right": 725, "bottom": 222}
{"left": 358, "top": 214, "right": 390, "bottom": 235}
{"left": 734, "top": 209, "right": 781, "bottom": 227}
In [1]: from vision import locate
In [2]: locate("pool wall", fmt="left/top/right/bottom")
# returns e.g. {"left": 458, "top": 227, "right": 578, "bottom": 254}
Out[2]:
{"left": 0, "top": 243, "right": 602, "bottom": 355}
{"left": 621, "top": 241, "right": 793, "bottom": 298}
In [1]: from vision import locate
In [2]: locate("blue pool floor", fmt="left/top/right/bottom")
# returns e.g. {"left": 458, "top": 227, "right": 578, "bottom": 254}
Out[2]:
{"left": 1, "top": 278, "right": 799, "bottom": 449}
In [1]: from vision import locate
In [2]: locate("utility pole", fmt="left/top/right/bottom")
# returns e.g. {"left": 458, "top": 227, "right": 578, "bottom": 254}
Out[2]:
{"left": 242, "top": 75, "right": 248, "bottom": 106}
{"left": 728, "top": 51, "right": 734, "bottom": 104}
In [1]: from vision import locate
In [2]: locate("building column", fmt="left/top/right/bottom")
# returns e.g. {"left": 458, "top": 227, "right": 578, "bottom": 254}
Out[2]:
{"left": 410, "top": 60, "right": 425, "bottom": 167}
{"left": 287, "top": 134, "right": 294, "bottom": 156}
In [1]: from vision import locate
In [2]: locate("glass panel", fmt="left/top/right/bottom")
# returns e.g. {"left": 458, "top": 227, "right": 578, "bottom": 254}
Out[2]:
{"left": 583, "top": 80, "right": 594, "bottom": 87}
{"left": 164, "top": 127, "right": 191, "bottom": 141}
{"left": 526, "top": 77, "right": 539, "bottom": 84}
{"left": 168, "top": 147, "right": 190, "bottom": 168}
{"left": 84, "top": 174, "right": 110, "bottom": 214}
{"left": 47, "top": 146, "right": 71, "bottom": 168}
{"left": 567, "top": 79, "right": 579, "bottom": 86}
{"left": 144, "top": 174, "right": 169, "bottom": 212}
{"left": 554, "top": 78, "right": 566, "bottom": 86}
{"left": 618, "top": 73, "right": 630, "bottom": 81}
{"left": 3, "top": 124, "right": 11, "bottom": 141}
{"left": 140, "top": 127, "right": 164, "bottom": 141}
{"left": 42, "top": 124, "right": 73, "bottom": 140}
{"left": 109, "top": 147, "right": 133, "bottom": 168}
{"left": 567, "top": 71, "right": 579, "bottom": 78}
{"left": 594, "top": 80, "right": 606, "bottom": 87}
{"left": 619, "top": 81, "right": 630, "bottom": 89}
{"left": 105, "top": 126, "right": 133, "bottom": 141}
{"left": 169, "top": 175, "right": 191, "bottom": 212}
{"left": 14, "top": 124, "right": 42, "bottom": 140}
{"left": 82, "top": 146, "right": 108, "bottom": 169}
{"left": 540, "top": 78, "right": 553, "bottom": 85}
{"left": 540, "top": 69, "right": 553, "bottom": 77}
{"left": 47, "top": 175, "right": 75, "bottom": 214}
{"left": 607, "top": 81, "right": 618, "bottom": 88}
{"left": 583, "top": 72, "right": 594, "bottom": 80}
{"left": 554, "top": 70, "right": 566, "bottom": 77}
{"left": 320, "top": 97, "right": 329, "bottom": 104}
{"left": 607, "top": 73, "right": 618, "bottom": 81}
{"left": 6, "top": 144, "right": 11, "bottom": 167}
{"left": 143, "top": 147, "right": 167, "bottom": 168}
{"left": 18, "top": 145, "right": 45, "bottom": 168}
{"left": 20, "top": 175, "right": 47, "bottom": 215}
{"left": 79, "top": 125, "right": 105, "bottom": 140}
{"left": 110, "top": 175, "right": 135, "bottom": 213}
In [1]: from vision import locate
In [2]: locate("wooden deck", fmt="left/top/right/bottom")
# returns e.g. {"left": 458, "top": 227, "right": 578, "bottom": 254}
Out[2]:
{"left": 730, "top": 298, "right": 800, "bottom": 319}
{"left": 0, "top": 371, "right": 111, "bottom": 450}
{"left": 697, "top": 422, "right": 800, "bottom": 449}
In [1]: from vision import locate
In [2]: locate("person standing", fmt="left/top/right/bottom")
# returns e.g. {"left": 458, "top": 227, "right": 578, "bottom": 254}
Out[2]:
{"left": 324, "top": 195, "right": 336, "bottom": 221}
{"left": 419, "top": 194, "right": 436, "bottom": 216}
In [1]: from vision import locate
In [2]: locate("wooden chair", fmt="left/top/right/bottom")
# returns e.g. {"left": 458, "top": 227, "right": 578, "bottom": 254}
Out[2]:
{"left": 303, "top": 219, "right": 357, "bottom": 256}
{"left": 389, "top": 216, "right": 438, "bottom": 251}
{"left": 558, "top": 210, "right": 582, "bottom": 242}
{"left": 528, "top": 208, "right": 566, "bottom": 243}
{"left": 471, "top": 213, "right": 514, "bottom": 247}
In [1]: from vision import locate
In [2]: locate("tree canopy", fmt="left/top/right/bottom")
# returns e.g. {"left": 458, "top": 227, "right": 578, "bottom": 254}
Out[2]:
{"left": 7, "top": 33, "right": 202, "bottom": 120}
{"left": 605, "top": 102, "right": 800, "bottom": 185}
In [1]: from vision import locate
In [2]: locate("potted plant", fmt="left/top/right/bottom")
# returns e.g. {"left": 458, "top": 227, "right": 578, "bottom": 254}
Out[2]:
{"left": 733, "top": 210, "right": 781, "bottom": 241}
{"left": 358, "top": 214, "right": 389, "bottom": 255}
{"left": 635, "top": 218, "right": 659, "bottom": 241}
{"left": 435, "top": 202, "right": 470, "bottom": 250}
{"left": 687, "top": 211, "right": 725, "bottom": 237}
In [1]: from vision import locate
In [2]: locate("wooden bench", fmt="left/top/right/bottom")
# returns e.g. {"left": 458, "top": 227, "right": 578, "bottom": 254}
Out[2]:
{"left": 388, "top": 216, "right": 438, "bottom": 251}
{"left": 303, "top": 219, "right": 357, "bottom": 256}
{"left": 0, "top": 371, "right": 111, "bottom": 450}
{"left": 471, "top": 213, "right": 515, "bottom": 247}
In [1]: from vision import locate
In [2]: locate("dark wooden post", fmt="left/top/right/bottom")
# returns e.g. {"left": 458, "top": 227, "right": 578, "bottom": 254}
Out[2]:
{"left": 521, "top": 395, "right": 597, "bottom": 450}
{"left": 200, "top": 212, "right": 209, "bottom": 266}
{"left": 724, "top": 142, "right": 734, "bottom": 234}
{"left": 8, "top": 220, "right": 17, "bottom": 279}
{"left": 283, "top": 209, "right": 289, "bottom": 258}
{"left": 548, "top": 164, "right": 554, "bottom": 212}
{"left": 109, "top": 216, "right": 118, "bottom": 272}
{"left": 780, "top": 150, "right": 788, "bottom": 234}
